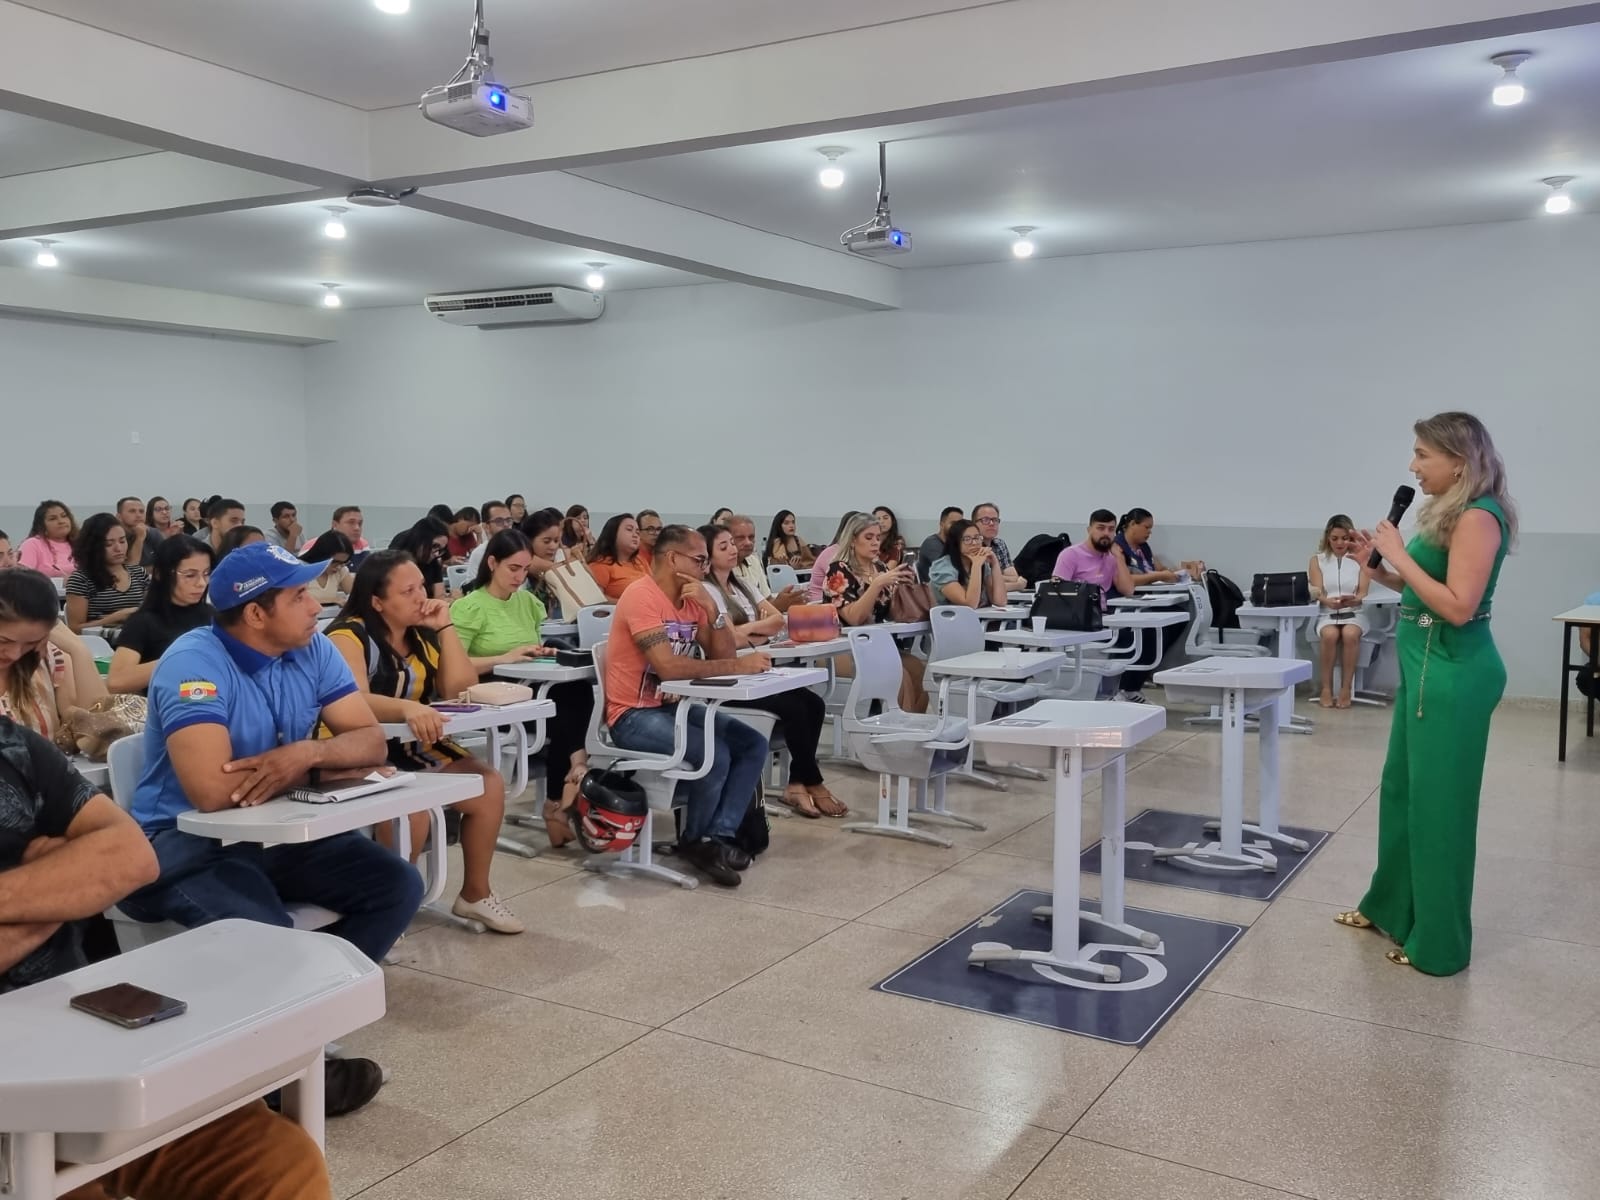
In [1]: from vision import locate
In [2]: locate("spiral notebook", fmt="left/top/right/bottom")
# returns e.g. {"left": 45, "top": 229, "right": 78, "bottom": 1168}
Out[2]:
{"left": 284, "top": 771, "right": 416, "bottom": 805}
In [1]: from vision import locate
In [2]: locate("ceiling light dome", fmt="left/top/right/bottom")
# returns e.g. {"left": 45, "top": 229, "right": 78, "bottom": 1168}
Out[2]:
{"left": 1490, "top": 51, "right": 1530, "bottom": 106}
{"left": 585, "top": 262, "right": 607, "bottom": 291}
{"left": 33, "top": 239, "right": 58, "bottom": 268}
{"left": 817, "top": 147, "right": 848, "bottom": 190}
{"left": 374, "top": 0, "right": 410, "bottom": 14}
{"left": 1010, "top": 226, "right": 1037, "bottom": 259}
{"left": 1541, "top": 175, "right": 1576, "bottom": 215}
{"left": 321, "top": 283, "right": 343, "bottom": 308}
{"left": 322, "top": 206, "right": 348, "bottom": 239}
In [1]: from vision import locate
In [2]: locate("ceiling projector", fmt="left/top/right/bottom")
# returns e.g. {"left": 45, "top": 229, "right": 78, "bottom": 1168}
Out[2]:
{"left": 841, "top": 141, "right": 913, "bottom": 257}
{"left": 420, "top": 0, "right": 532, "bottom": 137}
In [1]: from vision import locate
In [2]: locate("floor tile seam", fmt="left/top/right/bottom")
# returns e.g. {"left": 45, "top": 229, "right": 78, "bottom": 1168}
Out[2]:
{"left": 655, "top": 1025, "right": 1074, "bottom": 1134}
{"left": 344, "top": 1027, "right": 655, "bottom": 1197}
{"left": 1055, "top": 1132, "right": 1318, "bottom": 1199}
{"left": 385, "top": 962, "right": 669, "bottom": 1028}
{"left": 1000, "top": 1130, "right": 1069, "bottom": 1200}
{"left": 1195, "top": 983, "right": 1600, "bottom": 1070}
{"left": 651, "top": 917, "right": 858, "bottom": 1027}
{"left": 847, "top": 848, "right": 1005, "bottom": 926}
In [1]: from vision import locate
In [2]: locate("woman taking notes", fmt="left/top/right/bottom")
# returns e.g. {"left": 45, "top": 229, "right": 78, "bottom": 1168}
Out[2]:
{"left": 1338, "top": 412, "right": 1515, "bottom": 976}
{"left": 1309, "top": 514, "right": 1370, "bottom": 709}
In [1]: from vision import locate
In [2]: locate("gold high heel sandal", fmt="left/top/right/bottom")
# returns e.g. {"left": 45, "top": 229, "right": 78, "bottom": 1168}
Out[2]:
{"left": 1333, "top": 910, "right": 1374, "bottom": 930}
{"left": 1385, "top": 949, "right": 1414, "bottom": 967}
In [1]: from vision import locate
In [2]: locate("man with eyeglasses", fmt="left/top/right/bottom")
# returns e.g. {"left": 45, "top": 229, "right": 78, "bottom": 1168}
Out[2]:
{"left": 460, "top": 500, "right": 516, "bottom": 582}
{"left": 972, "top": 502, "right": 1024, "bottom": 589}
{"left": 604, "top": 525, "right": 771, "bottom": 887}
{"left": 636, "top": 509, "right": 663, "bottom": 568}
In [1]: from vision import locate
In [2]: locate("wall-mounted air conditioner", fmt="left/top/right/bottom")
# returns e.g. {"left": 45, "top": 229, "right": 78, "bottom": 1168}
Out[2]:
{"left": 423, "top": 286, "right": 603, "bottom": 328}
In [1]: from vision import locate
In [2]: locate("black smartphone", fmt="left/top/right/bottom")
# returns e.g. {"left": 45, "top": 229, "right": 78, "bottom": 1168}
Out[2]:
{"left": 692, "top": 677, "right": 743, "bottom": 687}
{"left": 70, "top": 982, "right": 188, "bottom": 1029}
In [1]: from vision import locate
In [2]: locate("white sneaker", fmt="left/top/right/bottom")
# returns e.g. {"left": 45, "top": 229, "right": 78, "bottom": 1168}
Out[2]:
{"left": 1114, "top": 690, "right": 1149, "bottom": 704}
{"left": 452, "top": 892, "right": 525, "bottom": 934}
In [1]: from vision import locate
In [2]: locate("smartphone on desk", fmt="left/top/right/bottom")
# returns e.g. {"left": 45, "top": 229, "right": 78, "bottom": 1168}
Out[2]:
{"left": 71, "top": 982, "right": 187, "bottom": 1029}
{"left": 690, "top": 677, "right": 742, "bottom": 687}
{"left": 431, "top": 703, "right": 482, "bottom": 713}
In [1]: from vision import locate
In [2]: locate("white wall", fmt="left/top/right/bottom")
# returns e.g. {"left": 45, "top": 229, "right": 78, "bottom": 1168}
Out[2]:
{"left": 0, "top": 314, "right": 309, "bottom": 534}
{"left": 303, "top": 213, "right": 1598, "bottom": 536}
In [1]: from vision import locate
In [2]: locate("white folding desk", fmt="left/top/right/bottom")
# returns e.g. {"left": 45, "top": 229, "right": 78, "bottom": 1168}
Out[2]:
{"left": 873, "top": 620, "right": 931, "bottom": 638}
{"left": 1108, "top": 593, "right": 1187, "bottom": 609}
{"left": 1006, "top": 589, "right": 1035, "bottom": 604}
{"left": 741, "top": 636, "right": 850, "bottom": 662}
{"left": 494, "top": 661, "right": 596, "bottom": 687}
{"left": 1134, "top": 581, "right": 1194, "bottom": 593}
{"left": 539, "top": 620, "right": 578, "bottom": 644}
{"left": 974, "top": 605, "right": 1033, "bottom": 625}
{"left": 1233, "top": 603, "right": 1318, "bottom": 733}
{"left": 1556, "top": 605, "right": 1600, "bottom": 762}
{"left": 1151, "top": 657, "right": 1314, "bottom": 874}
{"left": 1103, "top": 611, "right": 1189, "bottom": 632}
{"left": 985, "top": 627, "right": 1116, "bottom": 651}
{"left": 0, "top": 921, "right": 383, "bottom": 1199}
{"left": 966, "top": 700, "right": 1167, "bottom": 989}
{"left": 926, "top": 650, "right": 1067, "bottom": 796}
{"left": 661, "top": 667, "right": 829, "bottom": 705}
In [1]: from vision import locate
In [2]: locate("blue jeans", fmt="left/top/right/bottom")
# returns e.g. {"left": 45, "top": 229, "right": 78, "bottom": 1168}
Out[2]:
{"left": 119, "top": 829, "right": 424, "bottom": 964}
{"left": 610, "top": 702, "right": 770, "bottom": 843}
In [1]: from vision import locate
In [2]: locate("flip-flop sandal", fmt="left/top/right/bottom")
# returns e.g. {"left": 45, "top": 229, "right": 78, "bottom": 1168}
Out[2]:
{"left": 808, "top": 788, "right": 849, "bottom": 818}
{"left": 781, "top": 789, "right": 823, "bottom": 819}
{"left": 1334, "top": 910, "right": 1375, "bottom": 930}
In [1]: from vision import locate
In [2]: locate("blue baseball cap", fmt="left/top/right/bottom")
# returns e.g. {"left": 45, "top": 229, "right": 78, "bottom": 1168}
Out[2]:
{"left": 208, "top": 542, "right": 327, "bottom": 612}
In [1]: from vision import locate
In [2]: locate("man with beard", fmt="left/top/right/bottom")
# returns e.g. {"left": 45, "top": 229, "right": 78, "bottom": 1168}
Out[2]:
{"left": 1051, "top": 509, "right": 1146, "bottom": 701}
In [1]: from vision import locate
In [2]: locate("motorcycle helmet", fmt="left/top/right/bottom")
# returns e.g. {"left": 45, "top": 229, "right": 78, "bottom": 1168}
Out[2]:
{"left": 574, "top": 768, "right": 649, "bottom": 854}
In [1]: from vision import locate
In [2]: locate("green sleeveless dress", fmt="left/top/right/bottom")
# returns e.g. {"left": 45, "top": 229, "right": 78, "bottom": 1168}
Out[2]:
{"left": 1357, "top": 496, "right": 1508, "bottom": 976}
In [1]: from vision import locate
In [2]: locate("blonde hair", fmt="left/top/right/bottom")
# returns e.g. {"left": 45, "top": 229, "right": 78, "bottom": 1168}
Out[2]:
{"left": 835, "top": 511, "right": 882, "bottom": 575}
{"left": 1412, "top": 412, "right": 1518, "bottom": 547}
{"left": 1317, "top": 514, "right": 1355, "bottom": 556}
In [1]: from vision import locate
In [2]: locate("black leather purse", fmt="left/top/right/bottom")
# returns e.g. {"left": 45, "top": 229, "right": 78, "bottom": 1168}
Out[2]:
{"left": 1249, "top": 572, "right": 1311, "bottom": 607}
{"left": 1029, "top": 580, "right": 1104, "bottom": 631}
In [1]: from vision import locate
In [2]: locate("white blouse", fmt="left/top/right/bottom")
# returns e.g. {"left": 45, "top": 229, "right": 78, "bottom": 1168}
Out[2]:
{"left": 1317, "top": 553, "right": 1363, "bottom": 604}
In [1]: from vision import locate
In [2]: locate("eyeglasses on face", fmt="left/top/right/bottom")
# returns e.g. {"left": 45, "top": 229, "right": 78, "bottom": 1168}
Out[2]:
{"left": 959, "top": 535, "right": 984, "bottom": 545}
{"left": 487, "top": 517, "right": 513, "bottom": 529}
{"left": 976, "top": 516, "right": 1000, "bottom": 525}
{"left": 672, "top": 551, "right": 710, "bottom": 568}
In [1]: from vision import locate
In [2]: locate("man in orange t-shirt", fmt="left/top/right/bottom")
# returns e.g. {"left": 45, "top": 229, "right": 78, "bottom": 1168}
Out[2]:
{"left": 605, "top": 525, "right": 771, "bottom": 887}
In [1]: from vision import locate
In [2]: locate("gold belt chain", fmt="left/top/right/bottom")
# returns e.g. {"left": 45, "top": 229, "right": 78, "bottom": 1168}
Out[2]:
{"left": 1399, "top": 609, "right": 1490, "bottom": 719}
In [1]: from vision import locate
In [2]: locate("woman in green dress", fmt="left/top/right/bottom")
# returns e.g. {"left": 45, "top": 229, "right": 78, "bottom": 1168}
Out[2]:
{"left": 1337, "top": 412, "right": 1516, "bottom": 976}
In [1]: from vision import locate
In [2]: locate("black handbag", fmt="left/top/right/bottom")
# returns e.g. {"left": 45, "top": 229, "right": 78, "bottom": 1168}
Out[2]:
{"left": 1029, "top": 579, "right": 1104, "bottom": 631}
{"left": 1250, "top": 572, "right": 1311, "bottom": 607}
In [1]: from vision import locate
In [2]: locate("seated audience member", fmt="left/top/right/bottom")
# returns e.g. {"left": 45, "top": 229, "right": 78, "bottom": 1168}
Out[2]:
{"left": 118, "top": 495, "right": 160, "bottom": 567}
{"left": 109, "top": 538, "right": 216, "bottom": 694}
{"left": 200, "top": 498, "right": 247, "bottom": 556}
{"left": 18, "top": 499, "right": 78, "bottom": 578}
{"left": 506, "top": 494, "right": 527, "bottom": 524}
{"left": 587, "top": 513, "right": 649, "bottom": 602}
{"left": 1, "top": 569, "right": 106, "bottom": 738}
{"left": 1116, "top": 508, "right": 1205, "bottom": 583}
{"left": 304, "top": 506, "right": 369, "bottom": 554}
{"left": 804, "top": 511, "right": 864, "bottom": 603}
{"left": 0, "top": 718, "right": 337, "bottom": 1199}
{"left": 1053, "top": 510, "right": 1143, "bottom": 700}
{"left": 218, "top": 525, "right": 266, "bottom": 559}
{"left": 0, "top": 530, "right": 14, "bottom": 569}
{"left": 636, "top": 509, "right": 662, "bottom": 567}
{"left": 1578, "top": 588, "right": 1600, "bottom": 700}
{"left": 972, "top": 502, "right": 1023, "bottom": 589}
{"left": 327, "top": 552, "right": 521, "bottom": 934}
{"left": 917, "top": 506, "right": 964, "bottom": 581}
{"left": 390, "top": 518, "right": 450, "bottom": 599}
{"left": 605, "top": 525, "right": 772, "bottom": 886}
{"left": 562, "top": 505, "right": 596, "bottom": 560}
{"left": 764, "top": 510, "right": 816, "bottom": 569}
{"left": 65, "top": 512, "right": 150, "bottom": 633}
{"left": 301, "top": 532, "right": 354, "bottom": 606}
{"left": 446, "top": 508, "right": 480, "bottom": 563}
{"left": 824, "top": 511, "right": 928, "bottom": 713}
{"left": 117, "top": 543, "right": 421, "bottom": 1112}
{"left": 147, "top": 495, "right": 180, "bottom": 541}
{"left": 709, "top": 507, "right": 734, "bottom": 527}
{"left": 180, "top": 497, "right": 204, "bottom": 535}
{"left": 929, "top": 519, "right": 1007, "bottom": 608}
{"left": 874, "top": 506, "right": 907, "bottom": 565}
{"left": 451, "top": 530, "right": 594, "bottom": 841}
{"left": 519, "top": 509, "right": 567, "bottom": 619}
{"left": 266, "top": 501, "right": 302, "bottom": 551}
{"left": 701, "top": 524, "right": 845, "bottom": 818}
{"left": 728, "top": 514, "right": 804, "bottom": 612}
{"left": 460, "top": 499, "right": 514, "bottom": 581}
{"left": 1310, "top": 514, "right": 1371, "bottom": 709}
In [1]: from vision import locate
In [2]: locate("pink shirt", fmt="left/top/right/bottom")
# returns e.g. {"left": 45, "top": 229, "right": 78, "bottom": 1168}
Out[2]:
{"left": 1051, "top": 543, "right": 1119, "bottom": 608}
{"left": 804, "top": 544, "right": 839, "bottom": 603}
{"left": 18, "top": 536, "right": 75, "bottom": 578}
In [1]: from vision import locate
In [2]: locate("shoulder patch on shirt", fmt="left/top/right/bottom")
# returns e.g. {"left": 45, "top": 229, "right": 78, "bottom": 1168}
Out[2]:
{"left": 177, "top": 680, "right": 218, "bottom": 701}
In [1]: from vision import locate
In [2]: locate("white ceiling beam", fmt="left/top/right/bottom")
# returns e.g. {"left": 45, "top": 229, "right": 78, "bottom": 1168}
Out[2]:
{"left": 370, "top": 0, "right": 1600, "bottom": 186}
{"left": 0, "top": 0, "right": 369, "bottom": 186}
{"left": 415, "top": 174, "right": 902, "bottom": 311}
{"left": 0, "top": 265, "right": 337, "bottom": 345}
{"left": 0, "top": 153, "right": 319, "bottom": 241}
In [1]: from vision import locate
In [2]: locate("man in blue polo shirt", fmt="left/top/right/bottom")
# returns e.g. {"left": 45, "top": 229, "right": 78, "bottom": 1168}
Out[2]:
{"left": 118, "top": 542, "right": 423, "bottom": 1115}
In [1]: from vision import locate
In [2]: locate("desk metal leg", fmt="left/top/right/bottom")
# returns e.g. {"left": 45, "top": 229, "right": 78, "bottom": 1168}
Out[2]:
{"left": 280, "top": 1051, "right": 327, "bottom": 1151}
{"left": 1153, "top": 687, "right": 1276, "bottom": 874}
{"left": 1560, "top": 623, "right": 1572, "bottom": 762}
{"left": 1237, "top": 701, "right": 1308, "bottom": 854}
{"left": 949, "top": 680, "right": 1009, "bottom": 792}
{"left": 841, "top": 774, "right": 955, "bottom": 847}
{"left": 1086, "top": 756, "right": 1160, "bottom": 949}
{"left": 909, "top": 774, "right": 987, "bottom": 831}
{"left": 2, "top": 1131, "right": 55, "bottom": 1199}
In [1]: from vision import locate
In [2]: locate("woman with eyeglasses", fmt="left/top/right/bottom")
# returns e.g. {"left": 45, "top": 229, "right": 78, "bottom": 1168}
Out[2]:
{"left": 146, "top": 496, "right": 180, "bottom": 540}
{"left": 300, "top": 531, "right": 355, "bottom": 606}
{"left": 107, "top": 539, "right": 216, "bottom": 694}
{"left": 927, "top": 519, "right": 1007, "bottom": 609}
{"left": 390, "top": 517, "right": 451, "bottom": 599}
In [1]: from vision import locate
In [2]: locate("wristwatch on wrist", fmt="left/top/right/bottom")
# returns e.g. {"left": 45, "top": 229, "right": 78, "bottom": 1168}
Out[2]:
{"left": 712, "top": 613, "right": 728, "bottom": 630}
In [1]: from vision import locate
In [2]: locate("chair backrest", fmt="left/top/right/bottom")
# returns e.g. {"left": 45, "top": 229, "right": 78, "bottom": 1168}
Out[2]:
{"left": 80, "top": 633, "right": 114, "bottom": 661}
{"left": 107, "top": 733, "right": 146, "bottom": 811}
{"left": 1183, "top": 582, "right": 1214, "bottom": 655}
{"left": 577, "top": 604, "right": 615, "bottom": 649}
{"left": 446, "top": 564, "right": 471, "bottom": 594}
{"left": 844, "top": 626, "right": 907, "bottom": 719}
{"left": 927, "top": 605, "right": 985, "bottom": 663}
{"left": 586, "top": 640, "right": 612, "bottom": 754}
{"left": 767, "top": 563, "right": 799, "bottom": 593}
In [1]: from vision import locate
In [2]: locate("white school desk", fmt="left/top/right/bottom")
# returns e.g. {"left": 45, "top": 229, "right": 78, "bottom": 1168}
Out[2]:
{"left": 0, "top": 921, "right": 383, "bottom": 1199}
{"left": 1107, "top": 593, "right": 1187, "bottom": 609}
{"left": 966, "top": 700, "right": 1167, "bottom": 988}
{"left": 539, "top": 620, "right": 579, "bottom": 644}
{"left": 661, "top": 667, "right": 829, "bottom": 705}
{"left": 1152, "top": 657, "right": 1314, "bottom": 873}
{"left": 1556, "top": 605, "right": 1600, "bottom": 762}
{"left": 71, "top": 756, "right": 110, "bottom": 793}
{"left": 494, "top": 661, "right": 597, "bottom": 687}
{"left": 926, "top": 649, "right": 1067, "bottom": 796}
{"left": 1134, "top": 581, "right": 1194, "bottom": 593}
{"left": 974, "top": 605, "right": 1033, "bottom": 625}
{"left": 1233, "top": 603, "right": 1319, "bottom": 733}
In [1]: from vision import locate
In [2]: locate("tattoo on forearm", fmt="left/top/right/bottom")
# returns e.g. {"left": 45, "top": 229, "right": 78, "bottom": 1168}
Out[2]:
{"left": 635, "top": 628, "right": 669, "bottom": 652}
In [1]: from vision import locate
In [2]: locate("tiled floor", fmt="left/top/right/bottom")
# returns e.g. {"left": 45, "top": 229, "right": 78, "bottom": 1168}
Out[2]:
{"left": 329, "top": 698, "right": 1600, "bottom": 1199}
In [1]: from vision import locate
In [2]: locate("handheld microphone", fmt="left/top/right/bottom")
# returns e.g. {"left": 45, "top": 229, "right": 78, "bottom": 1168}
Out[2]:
{"left": 1369, "top": 485, "right": 1416, "bottom": 568}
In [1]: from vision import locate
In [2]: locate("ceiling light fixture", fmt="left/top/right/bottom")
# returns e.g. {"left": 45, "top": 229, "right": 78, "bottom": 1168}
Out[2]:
{"left": 816, "top": 147, "right": 848, "bottom": 190}
{"left": 1541, "top": 175, "right": 1575, "bottom": 214}
{"left": 33, "top": 239, "right": 58, "bottom": 268}
{"left": 1010, "top": 226, "right": 1037, "bottom": 259}
{"left": 322, "top": 206, "right": 348, "bottom": 239}
{"left": 374, "top": 0, "right": 410, "bottom": 14}
{"left": 584, "top": 262, "right": 607, "bottom": 291}
{"left": 1490, "top": 51, "right": 1530, "bottom": 106}
{"left": 321, "top": 283, "right": 343, "bottom": 308}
